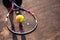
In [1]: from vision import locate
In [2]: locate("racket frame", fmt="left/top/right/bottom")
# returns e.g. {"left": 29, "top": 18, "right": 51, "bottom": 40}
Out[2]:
{"left": 5, "top": 1, "right": 38, "bottom": 35}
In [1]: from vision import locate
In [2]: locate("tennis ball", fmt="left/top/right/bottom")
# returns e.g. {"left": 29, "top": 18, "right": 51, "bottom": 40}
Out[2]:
{"left": 16, "top": 15, "right": 24, "bottom": 22}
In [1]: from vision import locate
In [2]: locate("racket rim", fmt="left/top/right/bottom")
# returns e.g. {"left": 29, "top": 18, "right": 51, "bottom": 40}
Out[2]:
{"left": 5, "top": 2, "right": 38, "bottom": 35}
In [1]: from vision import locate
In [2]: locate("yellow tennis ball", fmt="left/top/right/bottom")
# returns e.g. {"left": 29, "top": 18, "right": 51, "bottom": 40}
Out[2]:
{"left": 16, "top": 15, "right": 24, "bottom": 22}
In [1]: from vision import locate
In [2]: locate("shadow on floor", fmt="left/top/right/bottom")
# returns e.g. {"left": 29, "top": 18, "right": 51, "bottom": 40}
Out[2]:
{"left": 11, "top": 23, "right": 26, "bottom": 40}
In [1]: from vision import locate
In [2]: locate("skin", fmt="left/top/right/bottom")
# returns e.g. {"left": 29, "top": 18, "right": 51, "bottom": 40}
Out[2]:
{"left": 7, "top": 7, "right": 22, "bottom": 26}
{"left": 3, "top": 0, "right": 22, "bottom": 28}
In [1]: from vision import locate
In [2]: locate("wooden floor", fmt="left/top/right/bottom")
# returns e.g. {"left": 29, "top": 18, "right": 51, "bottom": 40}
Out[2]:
{"left": 0, "top": 0, "right": 60, "bottom": 40}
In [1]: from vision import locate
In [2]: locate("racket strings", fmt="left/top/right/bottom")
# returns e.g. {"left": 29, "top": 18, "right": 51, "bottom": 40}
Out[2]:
{"left": 6, "top": 0, "right": 38, "bottom": 35}
{"left": 7, "top": 10, "right": 36, "bottom": 33}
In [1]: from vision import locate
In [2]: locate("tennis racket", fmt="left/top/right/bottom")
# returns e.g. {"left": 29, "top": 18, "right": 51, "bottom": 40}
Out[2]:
{"left": 5, "top": 0, "right": 38, "bottom": 35}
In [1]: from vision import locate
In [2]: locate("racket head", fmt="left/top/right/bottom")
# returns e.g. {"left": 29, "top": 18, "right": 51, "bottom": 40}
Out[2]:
{"left": 6, "top": 8, "right": 38, "bottom": 35}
